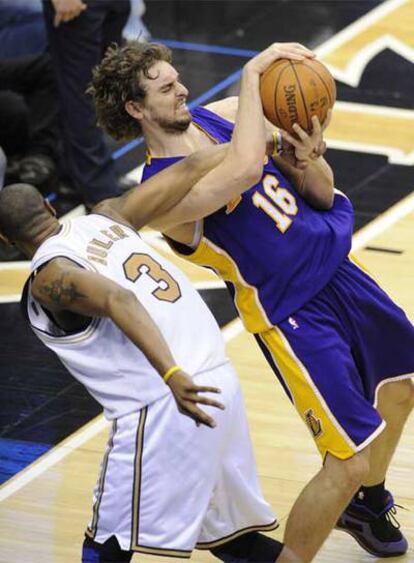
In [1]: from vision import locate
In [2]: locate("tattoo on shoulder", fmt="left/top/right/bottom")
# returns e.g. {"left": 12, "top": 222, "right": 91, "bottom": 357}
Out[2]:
{"left": 40, "top": 272, "right": 86, "bottom": 307}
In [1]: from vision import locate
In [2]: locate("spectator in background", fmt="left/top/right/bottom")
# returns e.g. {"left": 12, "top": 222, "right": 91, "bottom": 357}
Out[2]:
{"left": 0, "top": 53, "right": 60, "bottom": 192}
{"left": 42, "top": 0, "right": 131, "bottom": 207}
{"left": 0, "top": 0, "right": 47, "bottom": 58}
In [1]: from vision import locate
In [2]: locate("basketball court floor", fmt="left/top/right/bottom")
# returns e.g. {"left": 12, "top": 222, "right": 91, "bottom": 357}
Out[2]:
{"left": 0, "top": 0, "right": 413, "bottom": 561}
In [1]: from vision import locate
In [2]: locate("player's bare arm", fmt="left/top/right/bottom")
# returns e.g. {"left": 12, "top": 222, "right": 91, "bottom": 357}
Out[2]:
{"left": 150, "top": 43, "right": 316, "bottom": 233}
{"left": 96, "top": 144, "right": 228, "bottom": 231}
{"left": 206, "top": 96, "right": 279, "bottom": 156}
{"left": 275, "top": 112, "right": 334, "bottom": 210}
{"left": 31, "top": 257, "right": 224, "bottom": 427}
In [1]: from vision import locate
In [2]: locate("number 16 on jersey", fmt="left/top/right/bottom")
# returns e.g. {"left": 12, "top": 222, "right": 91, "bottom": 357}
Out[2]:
{"left": 252, "top": 174, "right": 298, "bottom": 233}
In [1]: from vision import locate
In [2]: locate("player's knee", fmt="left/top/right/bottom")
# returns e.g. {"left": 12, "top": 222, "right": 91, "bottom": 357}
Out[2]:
{"left": 379, "top": 379, "right": 414, "bottom": 413}
{"left": 324, "top": 450, "right": 370, "bottom": 492}
{"left": 396, "top": 379, "right": 414, "bottom": 411}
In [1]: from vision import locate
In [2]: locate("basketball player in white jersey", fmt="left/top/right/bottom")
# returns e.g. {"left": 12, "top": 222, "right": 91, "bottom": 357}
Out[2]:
{"left": 0, "top": 45, "right": 307, "bottom": 562}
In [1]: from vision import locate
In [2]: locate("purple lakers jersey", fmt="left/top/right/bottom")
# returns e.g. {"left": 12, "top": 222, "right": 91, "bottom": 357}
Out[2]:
{"left": 142, "top": 106, "right": 354, "bottom": 332}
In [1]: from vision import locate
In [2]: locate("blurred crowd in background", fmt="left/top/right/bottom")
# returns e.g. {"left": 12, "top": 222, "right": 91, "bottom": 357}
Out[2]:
{"left": 0, "top": 0, "right": 151, "bottom": 218}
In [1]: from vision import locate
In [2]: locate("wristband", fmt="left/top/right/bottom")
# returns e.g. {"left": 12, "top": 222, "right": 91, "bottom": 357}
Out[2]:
{"left": 272, "top": 129, "right": 283, "bottom": 156}
{"left": 163, "top": 365, "right": 181, "bottom": 383}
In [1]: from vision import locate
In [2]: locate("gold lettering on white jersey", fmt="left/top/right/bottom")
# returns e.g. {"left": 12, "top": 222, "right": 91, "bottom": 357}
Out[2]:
{"left": 86, "top": 224, "right": 129, "bottom": 266}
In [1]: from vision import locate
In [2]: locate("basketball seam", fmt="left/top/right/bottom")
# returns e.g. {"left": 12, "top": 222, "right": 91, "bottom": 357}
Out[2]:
{"left": 289, "top": 61, "right": 310, "bottom": 132}
{"left": 273, "top": 62, "right": 291, "bottom": 130}
{"left": 302, "top": 59, "right": 335, "bottom": 107}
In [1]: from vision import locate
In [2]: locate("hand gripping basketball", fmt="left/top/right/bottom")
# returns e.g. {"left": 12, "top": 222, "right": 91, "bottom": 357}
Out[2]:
{"left": 260, "top": 56, "right": 336, "bottom": 135}
{"left": 244, "top": 42, "right": 315, "bottom": 76}
{"left": 279, "top": 110, "right": 332, "bottom": 170}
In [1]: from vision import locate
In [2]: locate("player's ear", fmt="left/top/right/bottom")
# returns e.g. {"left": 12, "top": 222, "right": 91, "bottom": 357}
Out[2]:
{"left": 44, "top": 198, "right": 57, "bottom": 217}
{"left": 125, "top": 100, "right": 144, "bottom": 121}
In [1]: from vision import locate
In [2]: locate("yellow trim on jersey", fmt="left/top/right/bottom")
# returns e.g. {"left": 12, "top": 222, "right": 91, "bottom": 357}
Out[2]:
{"left": 172, "top": 237, "right": 272, "bottom": 333}
{"left": 259, "top": 327, "right": 357, "bottom": 460}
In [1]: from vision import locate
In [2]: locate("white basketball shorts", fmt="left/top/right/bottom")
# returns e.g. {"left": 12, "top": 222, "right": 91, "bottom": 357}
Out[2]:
{"left": 86, "top": 362, "right": 277, "bottom": 558}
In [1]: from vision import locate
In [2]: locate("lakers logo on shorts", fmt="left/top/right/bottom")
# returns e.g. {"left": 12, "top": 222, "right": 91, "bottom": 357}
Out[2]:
{"left": 304, "top": 408, "right": 323, "bottom": 438}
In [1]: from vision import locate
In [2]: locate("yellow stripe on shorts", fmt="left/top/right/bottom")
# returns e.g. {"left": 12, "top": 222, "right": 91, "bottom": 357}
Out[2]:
{"left": 260, "top": 327, "right": 357, "bottom": 460}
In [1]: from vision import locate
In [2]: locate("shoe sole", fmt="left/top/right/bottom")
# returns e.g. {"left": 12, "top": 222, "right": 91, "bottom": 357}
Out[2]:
{"left": 335, "top": 523, "right": 407, "bottom": 558}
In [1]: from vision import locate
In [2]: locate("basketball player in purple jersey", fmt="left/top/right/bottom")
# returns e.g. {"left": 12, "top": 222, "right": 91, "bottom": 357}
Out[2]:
{"left": 89, "top": 42, "right": 414, "bottom": 561}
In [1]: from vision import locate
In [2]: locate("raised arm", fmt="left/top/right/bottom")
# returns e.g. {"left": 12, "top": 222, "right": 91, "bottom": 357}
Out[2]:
{"left": 149, "top": 43, "right": 315, "bottom": 231}
{"left": 208, "top": 92, "right": 335, "bottom": 211}
{"left": 31, "top": 258, "right": 224, "bottom": 427}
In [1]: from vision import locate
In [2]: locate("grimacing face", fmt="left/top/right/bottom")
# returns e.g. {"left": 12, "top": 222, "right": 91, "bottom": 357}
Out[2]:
{"left": 139, "top": 61, "right": 192, "bottom": 133}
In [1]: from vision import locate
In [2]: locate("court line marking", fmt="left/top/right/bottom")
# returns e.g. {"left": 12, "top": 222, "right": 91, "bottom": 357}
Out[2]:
{"left": 0, "top": 294, "right": 21, "bottom": 304}
{"left": 327, "top": 139, "right": 414, "bottom": 166}
{"left": 334, "top": 101, "right": 413, "bottom": 119}
{"left": 194, "top": 280, "right": 226, "bottom": 290}
{"left": 324, "top": 35, "right": 414, "bottom": 87}
{"left": 316, "top": 0, "right": 408, "bottom": 56}
{"left": 152, "top": 38, "right": 258, "bottom": 58}
{"left": 329, "top": 102, "right": 414, "bottom": 165}
{"left": 351, "top": 190, "right": 414, "bottom": 251}
{"left": 0, "top": 261, "right": 29, "bottom": 271}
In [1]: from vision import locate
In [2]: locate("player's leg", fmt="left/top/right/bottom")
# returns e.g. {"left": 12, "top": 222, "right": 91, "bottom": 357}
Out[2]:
{"left": 82, "top": 535, "right": 132, "bottom": 562}
{"left": 256, "top": 303, "right": 386, "bottom": 561}
{"left": 336, "top": 380, "right": 414, "bottom": 557}
{"left": 367, "top": 378, "right": 414, "bottom": 486}
{"left": 336, "top": 258, "right": 414, "bottom": 556}
{"left": 283, "top": 449, "right": 370, "bottom": 560}
{"left": 197, "top": 367, "right": 282, "bottom": 562}
{"left": 83, "top": 395, "right": 224, "bottom": 559}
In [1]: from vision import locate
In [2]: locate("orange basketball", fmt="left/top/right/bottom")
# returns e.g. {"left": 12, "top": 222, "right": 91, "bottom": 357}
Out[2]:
{"left": 260, "top": 58, "right": 336, "bottom": 135}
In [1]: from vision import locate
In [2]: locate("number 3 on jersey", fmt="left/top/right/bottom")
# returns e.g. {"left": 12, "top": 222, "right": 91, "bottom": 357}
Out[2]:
{"left": 123, "top": 253, "right": 181, "bottom": 303}
{"left": 252, "top": 174, "right": 298, "bottom": 233}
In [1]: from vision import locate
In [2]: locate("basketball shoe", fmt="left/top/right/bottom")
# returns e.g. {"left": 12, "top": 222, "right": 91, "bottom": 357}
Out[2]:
{"left": 336, "top": 490, "right": 408, "bottom": 557}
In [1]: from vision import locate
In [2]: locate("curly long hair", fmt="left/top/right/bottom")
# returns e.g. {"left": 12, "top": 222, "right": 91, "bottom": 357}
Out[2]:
{"left": 87, "top": 41, "right": 172, "bottom": 141}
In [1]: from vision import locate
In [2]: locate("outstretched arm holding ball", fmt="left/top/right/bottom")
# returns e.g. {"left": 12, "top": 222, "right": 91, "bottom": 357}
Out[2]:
{"left": 207, "top": 43, "right": 336, "bottom": 210}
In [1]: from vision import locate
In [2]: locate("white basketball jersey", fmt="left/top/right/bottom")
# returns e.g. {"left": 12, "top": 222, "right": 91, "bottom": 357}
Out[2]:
{"left": 25, "top": 214, "right": 227, "bottom": 419}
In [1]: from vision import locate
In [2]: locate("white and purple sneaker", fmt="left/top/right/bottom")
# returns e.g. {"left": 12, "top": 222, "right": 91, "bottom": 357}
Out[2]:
{"left": 336, "top": 491, "right": 408, "bottom": 558}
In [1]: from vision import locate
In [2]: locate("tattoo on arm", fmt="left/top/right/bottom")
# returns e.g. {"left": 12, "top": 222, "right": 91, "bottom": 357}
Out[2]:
{"left": 40, "top": 272, "right": 87, "bottom": 308}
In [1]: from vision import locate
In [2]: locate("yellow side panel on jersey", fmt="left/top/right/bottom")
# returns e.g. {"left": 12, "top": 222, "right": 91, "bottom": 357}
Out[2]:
{"left": 260, "top": 327, "right": 357, "bottom": 460}
{"left": 173, "top": 237, "right": 272, "bottom": 333}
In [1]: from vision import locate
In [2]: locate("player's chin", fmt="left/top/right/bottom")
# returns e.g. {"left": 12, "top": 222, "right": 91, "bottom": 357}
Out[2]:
{"left": 174, "top": 114, "right": 192, "bottom": 131}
